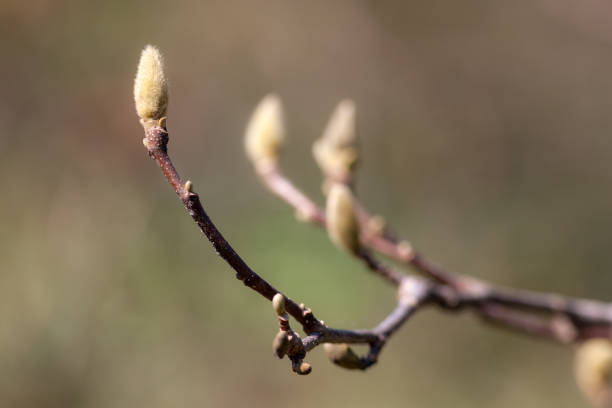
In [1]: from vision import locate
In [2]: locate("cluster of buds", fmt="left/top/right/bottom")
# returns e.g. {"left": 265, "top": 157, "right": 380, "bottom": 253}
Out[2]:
{"left": 244, "top": 96, "right": 364, "bottom": 255}
{"left": 270, "top": 294, "right": 311, "bottom": 375}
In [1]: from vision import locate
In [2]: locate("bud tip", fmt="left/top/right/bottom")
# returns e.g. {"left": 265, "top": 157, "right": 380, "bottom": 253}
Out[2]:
{"left": 134, "top": 45, "right": 169, "bottom": 121}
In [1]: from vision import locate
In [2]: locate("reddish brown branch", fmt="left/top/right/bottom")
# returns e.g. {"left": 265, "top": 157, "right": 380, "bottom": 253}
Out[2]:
{"left": 143, "top": 123, "right": 320, "bottom": 333}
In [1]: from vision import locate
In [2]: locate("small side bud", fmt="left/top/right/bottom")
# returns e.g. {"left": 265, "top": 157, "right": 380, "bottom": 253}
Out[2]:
{"left": 184, "top": 180, "right": 193, "bottom": 193}
{"left": 397, "top": 241, "right": 415, "bottom": 262}
{"left": 326, "top": 183, "right": 360, "bottom": 253}
{"left": 272, "top": 330, "right": 290, "bottom": 359}
{"left": 367, "top": 215, "right": 386, "bottom": 236}
{"left": 245, "top": 94, "right": 285, "bottom": 166}
{"left": 575, "top": 339, "right": 612, "bottom": 407}
{"left": 134, "top": 45, "right": 169, "bottom": 121}
{"left": 296, "top": 362, "right": 312, "bottom": 375}
{"left": 323, "top": 343, "right": 363, "bottom": 370}
{"left": 272, "top": 293, "right": 286, "bottom": 316}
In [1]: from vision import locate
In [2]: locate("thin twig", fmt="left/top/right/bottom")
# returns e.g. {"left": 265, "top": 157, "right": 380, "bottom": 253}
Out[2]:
{"left": 300, "top": 275, "right": 432, "bottom": 368}
{"left": 142, "top": 123, "right": 320, "bottom": 332}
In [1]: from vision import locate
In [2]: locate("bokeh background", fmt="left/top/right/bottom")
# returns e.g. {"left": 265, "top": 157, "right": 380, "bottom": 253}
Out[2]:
{"left": 2, "top": 1, "right": 612, "bottom": 406}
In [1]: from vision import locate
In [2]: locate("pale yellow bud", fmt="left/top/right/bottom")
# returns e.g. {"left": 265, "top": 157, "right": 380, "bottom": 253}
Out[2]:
{"left": 323, "top": 343, "right": 362, "bottom": 370}
{"left": 575, "top": 339, "right": 612, "bottom": 407}
{"left": 272, "top": 293, "right": 286, "bottom": 315}
{"left": 322, "top": 99, "right": 356, "bottom": 149}
{"left": 326, "top": 183, "right": 360, "bottom": 253}
{"left": 313, "top": 99, "right": 358, "bottom": 181}
{"left": 134, "top": 45, "right": 169, "bottom": 121}
{"left": 245, "top": 94, "right": 285, "bottom": 166}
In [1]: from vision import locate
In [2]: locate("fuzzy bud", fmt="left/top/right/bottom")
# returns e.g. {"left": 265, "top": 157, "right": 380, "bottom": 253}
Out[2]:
{"left": 272, "top": 330, "right": 290, "bottom": 359}
{"left": 313, "top": 99, "right": 358, "bottom": 181}
{"left": 326, "top": 183, "right": 360, "bottom": 253}
{"left": 575, "top": 339, "right": 612, "bottom": 407}
{"left": 272, "top": 293, "right": 286, "bottom": 316}
{"left": 322, "top": 99, "right": 356, "bottom": 149}
{"left": 323, "top": 343, "right": 363, "bottom": 370}
{"left": 245, "top": 94, "right": 285, "bottom": 166}
{"left": 134, "top": 45, "right": 168, "bottom": 121}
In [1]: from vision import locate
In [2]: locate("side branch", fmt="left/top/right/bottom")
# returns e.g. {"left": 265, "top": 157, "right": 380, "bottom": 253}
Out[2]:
{"left": 253, "top": 161, "right": 612, "bottom": 341}
{"left": 301, "top": 276, "right": 432, "bottom": 369}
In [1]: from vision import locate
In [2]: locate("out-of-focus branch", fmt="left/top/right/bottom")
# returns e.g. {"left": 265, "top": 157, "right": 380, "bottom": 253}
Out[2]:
{"left": 246, "top": 95, "right": 612, "bottom": 344}
{"left": 255, "top": 160, "right": 456, "bottom": 285}
{"left": 256, "top": 163, "right": 325, "bottom": 226}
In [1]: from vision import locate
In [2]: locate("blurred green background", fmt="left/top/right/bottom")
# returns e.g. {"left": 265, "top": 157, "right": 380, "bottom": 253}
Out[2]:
{"left": 2, "top": 1, "right": 612, "bottom": 406}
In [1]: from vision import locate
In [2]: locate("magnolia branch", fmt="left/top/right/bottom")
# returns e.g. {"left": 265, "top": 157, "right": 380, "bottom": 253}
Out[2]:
{"left": 135, "top": 44, "right": 612, "bottom": 390}
{"left": 134, "top": 47, "right": 439, "bottom": 374}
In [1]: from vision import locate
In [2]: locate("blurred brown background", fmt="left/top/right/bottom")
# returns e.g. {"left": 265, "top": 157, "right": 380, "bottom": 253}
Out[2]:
{"left": 2, "top": 1, "right": 612, "bottom": 406}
